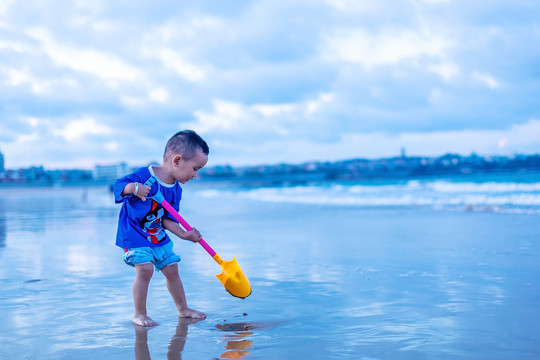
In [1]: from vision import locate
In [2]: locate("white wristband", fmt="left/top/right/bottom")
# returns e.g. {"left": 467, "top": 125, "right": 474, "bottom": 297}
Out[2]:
{"left": 134, "top": 182, "right": 139, "bottom": 196}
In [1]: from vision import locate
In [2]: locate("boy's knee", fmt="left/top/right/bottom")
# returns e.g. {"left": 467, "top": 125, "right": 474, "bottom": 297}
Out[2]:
{"left": 135, "top": 263, "right": 154, "bottom": 280}
{"left": 162, "top": 263, "right": 179, "bottom": 278}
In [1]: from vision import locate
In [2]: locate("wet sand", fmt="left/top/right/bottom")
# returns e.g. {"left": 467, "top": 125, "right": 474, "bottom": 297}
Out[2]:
{"left": 0, "top": 185, "right": 539, "bottom": 359}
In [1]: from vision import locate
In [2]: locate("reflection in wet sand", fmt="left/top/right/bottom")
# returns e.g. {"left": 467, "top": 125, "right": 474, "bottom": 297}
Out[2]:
{"left": 216, "top": 321, "right": 280, "bottom": 359}
{"left": 221, "top": 339, "right": 253, "bottom": 359}
{"left": 216, "top": 322, "right": 254, "bottom": 332}
{"left": 134, "top": 326, "right": 151, "bottom": 360}
{"left": 217, "top": 323, "right": 253, "bottom": 359}
{"left": 134, "top": 318, "right": 203, "bottom": 360}
{"left": 0, "top": 206, "right": 5, "bottom": 249}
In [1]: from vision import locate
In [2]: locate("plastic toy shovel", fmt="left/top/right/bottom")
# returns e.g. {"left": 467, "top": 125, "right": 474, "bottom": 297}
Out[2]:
{"left": 144, "top": 177, "right": 251, "bottom": 299}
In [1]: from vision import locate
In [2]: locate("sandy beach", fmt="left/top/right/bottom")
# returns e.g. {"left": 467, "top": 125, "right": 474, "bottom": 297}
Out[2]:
{"left": 0, "top": 181, "right": 539, "bottom": 359}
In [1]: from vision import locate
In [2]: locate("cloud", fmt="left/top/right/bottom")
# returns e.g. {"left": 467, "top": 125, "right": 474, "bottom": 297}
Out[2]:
{"left": 0, "top": 0, "right": 539, "bottom": 169}
{"left": 252, "top": 103, "right": 296, "bottom": 117}
{"left": 208, "top": 118, "right": 540, "bottom": 166}
{"left": 471, "top": 71, "right": 500, "bottom": 89}
{"left": 53, "top": 117, "right": 112, "bottom": 142}
{"left": 186, "top": 98, "right": 293, "bottom": 137}
{"left": 0, "top": 0, "right": 15, "bottom": 16}
{"left": 146, "top": 49, "right": 206, "bottom": 83}
{"left": 26, "top": 27, "right": 141, "bottom": 83}
{"left": 322, "top": 27, "right": 453, "bottom": 68}
{"left": 398, "top": 119, "right": 540, "bottom": 155}
{"left": 421, "top": 0, "right": 451, "bottom": 4}
{"left": 428, "top": 62, "right": 460, "bottom": 81}
{"left": 148, "top": 88, "right": 170, "bottom": 103}
{"left": 184, "top": 91, "right": 337, "bottom": 142}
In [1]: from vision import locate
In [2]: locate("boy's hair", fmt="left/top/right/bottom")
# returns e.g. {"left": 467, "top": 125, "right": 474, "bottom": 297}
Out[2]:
{"left": 164, "top": 130, "right": 209, "bottom": 161}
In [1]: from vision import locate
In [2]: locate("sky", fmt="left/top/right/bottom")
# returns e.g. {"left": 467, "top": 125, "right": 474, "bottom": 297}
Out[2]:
{"left": 0, "top": 0, "right": 539, "bottom": 169}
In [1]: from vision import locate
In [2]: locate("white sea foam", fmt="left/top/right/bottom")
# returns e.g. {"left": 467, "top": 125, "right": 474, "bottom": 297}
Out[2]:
{"left": 427, "top": 181, "right": 540, "bottom": 193}
{"left": 194, "top": 179, "right": 540, "bottom": 214}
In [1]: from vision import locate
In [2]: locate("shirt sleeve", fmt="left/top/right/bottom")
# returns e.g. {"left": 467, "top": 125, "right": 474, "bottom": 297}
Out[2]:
{"left": 114, "top": 176, "right": 133, "bottom": 204}
{"left": 113, "top": 168, "right": 147, "bottom": 204}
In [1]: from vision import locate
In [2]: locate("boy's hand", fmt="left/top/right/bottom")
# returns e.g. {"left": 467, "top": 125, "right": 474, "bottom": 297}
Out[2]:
{"left": 135, "top": 183, "right": 152, "bottom": 201}
{"left": 183, "top": 227, "right": 202, "bottom": 243}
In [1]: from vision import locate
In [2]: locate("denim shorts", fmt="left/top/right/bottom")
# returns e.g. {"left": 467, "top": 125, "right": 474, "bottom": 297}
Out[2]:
{"left": 123, "top": 241, "right": 181, "bottom": 271}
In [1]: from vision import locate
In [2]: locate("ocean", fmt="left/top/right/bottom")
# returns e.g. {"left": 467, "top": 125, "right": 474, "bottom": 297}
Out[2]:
{"left": 0, "top": 172, "right": 539, "bottom": 359}
{"left": 195, "top": 172, "right": 540, "bottom": 214}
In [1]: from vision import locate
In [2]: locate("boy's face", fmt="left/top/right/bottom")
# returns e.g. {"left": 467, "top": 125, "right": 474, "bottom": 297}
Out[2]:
{"left": 173, "top": 150, "right": 208, "bottom": 184}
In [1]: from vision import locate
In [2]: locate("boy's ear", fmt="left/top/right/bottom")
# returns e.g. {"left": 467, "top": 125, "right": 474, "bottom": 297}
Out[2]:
{"left": 172, "top": 154, "right": 183, "bottom": 166}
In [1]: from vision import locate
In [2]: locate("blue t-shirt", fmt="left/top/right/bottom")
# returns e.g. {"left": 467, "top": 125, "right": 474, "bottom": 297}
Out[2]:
{"left": 114, "top": 165, "right": 182, "bottom": 249}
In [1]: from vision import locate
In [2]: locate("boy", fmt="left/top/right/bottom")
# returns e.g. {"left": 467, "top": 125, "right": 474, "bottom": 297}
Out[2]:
{"left": 114, "top": 130, "right": 208, "bottom": 326}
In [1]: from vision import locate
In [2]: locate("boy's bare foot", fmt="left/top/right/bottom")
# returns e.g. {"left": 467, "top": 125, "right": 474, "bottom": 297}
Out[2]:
{"left": 178, "top": 308, "right": 206, "bottom": 319}
{"left": 133, "top": 314, "right": 159, "bottom": 327}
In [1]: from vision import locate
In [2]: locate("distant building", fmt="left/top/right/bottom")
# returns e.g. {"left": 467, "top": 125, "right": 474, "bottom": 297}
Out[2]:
{"left": 0, "top": 149, "right": 4, "bottom": 173}
{"left": 401, "top": 147, "right": 407, "bottom": 158}
{"left": 93, "top": 162, "right": 130, "bottom": 182}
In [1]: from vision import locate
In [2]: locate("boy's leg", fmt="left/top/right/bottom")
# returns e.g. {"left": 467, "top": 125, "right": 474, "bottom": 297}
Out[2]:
{"left": 132, "top": 263, "right": 158, "bottom": 326}
{"left": 161, "top": 264, "right": 206, "bottom": 319}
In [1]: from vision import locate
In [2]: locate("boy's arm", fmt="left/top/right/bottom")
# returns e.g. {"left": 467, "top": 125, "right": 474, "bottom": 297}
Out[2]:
{"left": 163, "top": 218, "right": 202, "bottom": 243}
{"left": 120, "top": 182, "right": 152, "bottom": 201}
{"left": 113, "top": 170, "right": 151, "bottom": 203}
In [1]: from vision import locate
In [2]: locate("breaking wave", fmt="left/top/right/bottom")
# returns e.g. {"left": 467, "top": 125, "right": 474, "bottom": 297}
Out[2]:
{"left": 195, "top": 179, "right": 540, "bottom": 215}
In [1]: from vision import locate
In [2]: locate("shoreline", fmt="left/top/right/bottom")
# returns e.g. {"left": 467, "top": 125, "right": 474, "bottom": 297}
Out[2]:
{"left": 0, "top": 169, "right": 539, "bottom": 190}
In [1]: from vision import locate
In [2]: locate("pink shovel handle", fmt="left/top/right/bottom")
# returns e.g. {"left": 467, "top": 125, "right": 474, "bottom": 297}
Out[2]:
{"left": 159, "top": 199, "right": 216, "bottom": 257}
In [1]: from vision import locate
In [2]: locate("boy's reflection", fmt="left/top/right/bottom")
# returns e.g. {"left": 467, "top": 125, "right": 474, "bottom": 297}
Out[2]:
{"left": 134, "top": 318, "right": 203, "bottom": 360}
{"left": 0, "top": 212, "right": 6, "bottom": 250}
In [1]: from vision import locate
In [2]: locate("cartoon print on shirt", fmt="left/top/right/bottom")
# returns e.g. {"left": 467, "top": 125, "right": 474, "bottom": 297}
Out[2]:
{"left": 139, "top": 200, "right": 166, "bottom": 244}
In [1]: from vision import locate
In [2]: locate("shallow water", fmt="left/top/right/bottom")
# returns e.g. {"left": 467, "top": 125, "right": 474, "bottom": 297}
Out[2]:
{"left": 0, "top": 184, "right": 539, "bottom": 359}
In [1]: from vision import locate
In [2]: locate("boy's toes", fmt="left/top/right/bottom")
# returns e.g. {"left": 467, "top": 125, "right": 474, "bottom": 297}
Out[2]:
{"left": 193, "top": 311, "right": 206, "bottom": 319}
{"left": 132, "top": 315, "right": 159, "bottom": 327}
{"left": 179, "top": 308, "right": 206, "bottom": 319}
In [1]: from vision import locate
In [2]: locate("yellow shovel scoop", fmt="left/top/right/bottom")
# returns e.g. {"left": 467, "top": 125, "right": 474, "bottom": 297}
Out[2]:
{"left": 145, "top": 177, "right": 251, "bottom": 298}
